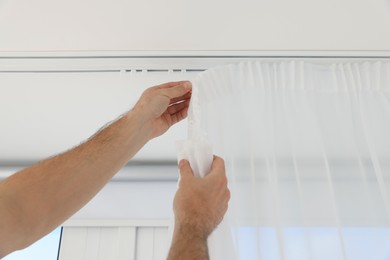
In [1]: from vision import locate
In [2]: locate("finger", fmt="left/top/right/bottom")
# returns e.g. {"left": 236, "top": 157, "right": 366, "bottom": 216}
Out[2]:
{"left": 156, "top": 81, "right": 191, "bottom": 89}
{"left": 178, "top": 159, "right": 194, "bottom": 179}
{"left": 169, "top": 105, "right": 189, "bottom": 125}
{"left": 169, "top": 91, "right": 192, "bottom": 105}
{"left": 205, "top": 156, "right": 227, "bottom": 184}
{"left": 209, "top": 156, "right": 226, "bottom": 175}
{"left": 167, "top": 100, "right": 190, "bottom": 115}
{"left": 161, "top": 82, "right": 192, "bottom": 99}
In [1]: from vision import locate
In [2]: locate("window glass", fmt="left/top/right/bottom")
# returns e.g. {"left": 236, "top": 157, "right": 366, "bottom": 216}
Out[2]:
{"left": 236, "top": 227, "right": 390, "bottom": 260}
{"left": 3, "top": 227, "right": 62, "bottom": 260}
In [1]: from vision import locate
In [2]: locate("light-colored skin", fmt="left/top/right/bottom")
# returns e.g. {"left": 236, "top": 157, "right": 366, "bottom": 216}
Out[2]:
{"left": 0, "top": 81, "right": 198, "bottom": 258}
{"left": 168, "top": 157, "right": 230, "bottom": 260}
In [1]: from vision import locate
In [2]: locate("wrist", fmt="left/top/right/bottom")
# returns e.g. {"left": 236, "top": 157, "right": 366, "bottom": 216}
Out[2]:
{"left": 124, "top": 109, "right": 154, "bottom": 142}
{"left": 173, "top": 221, "right": 209, "bottom": 242}
{"left": 169, "top": 222, "right": 209, "bottom": 260}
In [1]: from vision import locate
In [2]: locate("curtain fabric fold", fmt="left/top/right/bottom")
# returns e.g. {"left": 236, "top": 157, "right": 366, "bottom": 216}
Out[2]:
{"left": 176, "top": 60, "right": 390, "bottom": 260}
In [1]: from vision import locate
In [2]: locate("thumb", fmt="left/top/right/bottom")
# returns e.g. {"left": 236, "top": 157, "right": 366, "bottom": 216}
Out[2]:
{"left": 178, "top": 159, "right": 194, "bottom": 179}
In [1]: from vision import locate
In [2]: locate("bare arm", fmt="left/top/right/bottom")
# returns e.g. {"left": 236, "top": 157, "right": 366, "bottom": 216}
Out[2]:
{"left": 0, "top": 81, "right": 192, "bottom": 258}
{"left": 168, "top": 157, "right": 230, "bottom": 260}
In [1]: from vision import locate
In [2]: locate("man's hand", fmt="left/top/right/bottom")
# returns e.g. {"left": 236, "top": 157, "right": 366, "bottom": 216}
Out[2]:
{"left": 133, "top": 81, "right": 192, "bottom": 139}
{"left": 174, "top": 156, "right": 230, "bottom": 238}
{"left": 0, "top": 81, "right": 192, "bottom": 257}
{"left": 168, "top": 156, "right": 230, "bottom": 260}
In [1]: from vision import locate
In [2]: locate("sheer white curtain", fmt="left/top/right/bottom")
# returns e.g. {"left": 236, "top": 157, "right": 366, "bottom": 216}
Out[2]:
{"left": 180, "top": 60, "right": 390, "bottom": 260}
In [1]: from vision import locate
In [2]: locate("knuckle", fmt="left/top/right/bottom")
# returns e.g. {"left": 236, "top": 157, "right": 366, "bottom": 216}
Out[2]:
{"left": 226, "top": 189, "right": 231, "bottom": 200}
{"left": 219, "top": 173, "right": 228, "bottom": 185}
{"left": 221, "top": 176, "right": 228, "bottom": 187}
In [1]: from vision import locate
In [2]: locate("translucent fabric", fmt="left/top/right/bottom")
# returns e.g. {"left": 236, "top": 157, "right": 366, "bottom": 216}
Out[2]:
{"left": 180, "top": 60, "right": 390, "bottom": 260}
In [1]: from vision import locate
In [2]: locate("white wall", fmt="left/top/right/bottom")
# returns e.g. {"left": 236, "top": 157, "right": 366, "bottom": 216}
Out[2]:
{"left": 69, "top": 181, "right": 176, "bottom": 220}
{"left": 0, "top": 0, "right": 390, "bottom": 52}
{"left": 0, "top": 65, "right": 191, "bottom": 162}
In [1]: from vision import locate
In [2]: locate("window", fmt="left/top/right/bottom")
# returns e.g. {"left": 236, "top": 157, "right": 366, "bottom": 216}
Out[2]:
{"left": 237, "top": 227, "right": 390, "bottom": 260}
{"left": 3, "top": 227, "right": 62, "bottom": 260}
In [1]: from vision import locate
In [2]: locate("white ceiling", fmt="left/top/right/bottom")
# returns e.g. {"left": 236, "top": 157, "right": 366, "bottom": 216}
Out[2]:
{"left": 0, "top": 0, "right": 389, "bottom": 52}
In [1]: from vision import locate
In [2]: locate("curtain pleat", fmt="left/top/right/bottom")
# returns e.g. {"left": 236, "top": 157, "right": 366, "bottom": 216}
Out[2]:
{"left": 176, "top": 60, "right": 390, "bottom": 260}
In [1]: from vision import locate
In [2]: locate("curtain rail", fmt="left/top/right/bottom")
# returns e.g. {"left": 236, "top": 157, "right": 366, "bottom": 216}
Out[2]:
{"left": 0, "top": 69, "right": 206, "bottom": 73}
{"left": 1, "top": 56, "right": 389, "bottom": 73}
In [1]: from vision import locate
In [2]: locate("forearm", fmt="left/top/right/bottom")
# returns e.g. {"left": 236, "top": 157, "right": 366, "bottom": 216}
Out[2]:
{"left": 168, "top": 224, "right": 209, "bottom": 260}
{"left": 0, "top": 110, "right": 151, "bottom": 254}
